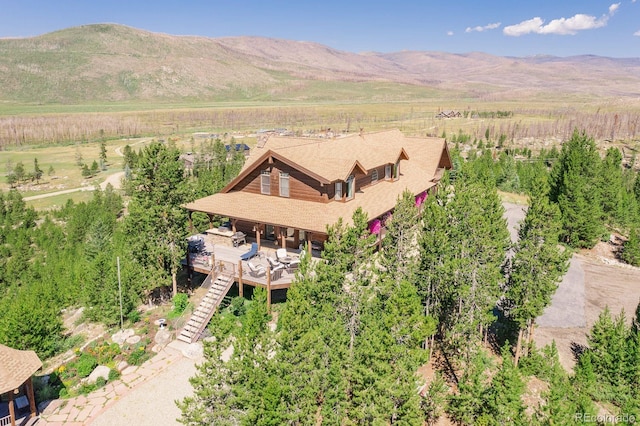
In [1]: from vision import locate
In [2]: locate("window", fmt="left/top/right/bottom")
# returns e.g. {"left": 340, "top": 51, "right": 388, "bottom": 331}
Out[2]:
{"left": 261, "top": 170, "right": 270, "bottom": 195}
{"left": 393, "top": 161, "right": 400, "bottom": 179}
{"left": 335, "top": 182, "right": 342, "bottom": 200}
{"left": 371, "top": 169, "right": 378, "bottom": 184}
{"left": 346, "top": 175, "right": 355, "bottom": 200}
{"left": 385, "top": 164, "right": 391, "bottom": 180}
{"left": 279, "top": 172, "right": 290, "bottom": 197}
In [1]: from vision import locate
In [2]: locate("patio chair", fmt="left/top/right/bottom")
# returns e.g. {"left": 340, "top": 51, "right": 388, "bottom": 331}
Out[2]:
{"left": 270, "top": 263, "right": 285, "bottom": 281}
{"left": 240, "top": 242, "right": 259, "bottom": 261}
{"left": 247, "top": 261, "right": 266, "bottom": 278}
{"left": 267, "top": 256, "right": 282, "bottom": 269}
{"left": 275, "top": 248, "right": 288, "bottom": 261}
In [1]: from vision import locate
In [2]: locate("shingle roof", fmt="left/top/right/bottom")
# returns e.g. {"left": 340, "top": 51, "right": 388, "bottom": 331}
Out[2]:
{"left": 0, "top": 344, "right": 42, "bottom": 394}
{"left": 185, "top": 129, "right": 449, "bottom": 234}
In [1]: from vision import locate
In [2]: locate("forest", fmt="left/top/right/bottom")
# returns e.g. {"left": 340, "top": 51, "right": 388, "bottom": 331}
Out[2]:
{"left": 1, "top": 130, "right": 640, "bottom": 424}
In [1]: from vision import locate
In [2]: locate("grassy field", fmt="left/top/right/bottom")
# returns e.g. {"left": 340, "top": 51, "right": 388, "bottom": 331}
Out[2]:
{"left": 1, "top": 99, "right": 639, "bottom": 210}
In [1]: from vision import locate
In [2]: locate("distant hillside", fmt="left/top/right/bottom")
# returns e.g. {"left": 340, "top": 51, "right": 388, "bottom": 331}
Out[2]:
{"left": 1, "top": 23, "right": 639, "bottom": 104}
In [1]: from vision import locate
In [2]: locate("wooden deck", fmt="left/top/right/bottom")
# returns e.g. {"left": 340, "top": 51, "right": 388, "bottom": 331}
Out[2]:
{"left": 184, "top": 234, "right": 308, "bottom": 290}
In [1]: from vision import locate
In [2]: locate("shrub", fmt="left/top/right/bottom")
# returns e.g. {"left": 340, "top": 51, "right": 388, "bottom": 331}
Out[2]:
{"left": 108, "top": 368, "right": 120, "bottom": 382}
{"left": 95, "top": 377, "right": 107, "bottom": 388}
{"left": 75, "top": 354, "right": 98, "bottom": 378}
{"left": 127, "top": 309, "right": 141, "bottom": 323}
{"left": 173, "top": 293, "right": 189, "bottom": 314}
{"left": 229, "top": 297, "right": 246, "bottom": 317}
{"left": 621, "top": 229, "right": 640, "bottom": 266}
{"left": 127, "top": 346, "right": 150, "bottom": 366}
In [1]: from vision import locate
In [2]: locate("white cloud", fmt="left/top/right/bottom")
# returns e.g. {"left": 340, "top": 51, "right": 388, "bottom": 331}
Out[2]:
{"left": 447, "top": 31, "right": 454, "bottom": 36}
{"left": 504, "top": 3, "right": 619, "bottom": 36}
{"left": 634, "top": 30, "right": 640, "bottom": 36}
{"left": 465, "top": 22, "right": 501, "bottom": 33}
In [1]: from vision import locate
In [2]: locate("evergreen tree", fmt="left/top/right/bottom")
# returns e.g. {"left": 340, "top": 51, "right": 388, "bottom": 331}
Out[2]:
{"left": 621, "top": 228, "right": 640, "bottom": 267}
{"left": 33, "top": 157, "right": 43, "bottom": 184}
{"left": 99, "top": 140, "right": 108, "bottom": 164}
{"left": 484, "top": 345, "right": 526, "bottom": 425}
{"left": 549, "top": 130, "right": 604, "bottom": 248}
{"left": 504, "top": 189, "right": 570, "bottom": 366}
{"left": 13, "top": 161, "right": 25, "bottom": 183}
{"left": 125, "top": 142, "right": 189, "bottom": 296}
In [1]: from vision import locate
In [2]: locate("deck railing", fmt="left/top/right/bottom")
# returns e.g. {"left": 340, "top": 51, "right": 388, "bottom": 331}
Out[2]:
{"left": 0, "top": 415, "right": 12, "bottom": 426}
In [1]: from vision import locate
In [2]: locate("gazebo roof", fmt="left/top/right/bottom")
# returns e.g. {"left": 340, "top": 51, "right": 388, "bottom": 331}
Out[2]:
{"left": 0, "top": 344, "right": 42, "bottom": 394}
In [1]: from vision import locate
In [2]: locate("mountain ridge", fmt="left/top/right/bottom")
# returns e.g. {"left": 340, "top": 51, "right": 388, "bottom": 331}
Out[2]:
{"left": 1, "top": 23, "right": 639, "bottom": 104}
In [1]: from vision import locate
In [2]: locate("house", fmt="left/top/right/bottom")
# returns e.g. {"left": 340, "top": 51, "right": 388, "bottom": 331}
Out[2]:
{"left": 436, "top": 110, "right": 462, "bottom": 119}
{"left": 225, "top": 143, "right": 251, "bottom": 158}
{"left": 184, "top": 129, "right": 452, "bottom": 254}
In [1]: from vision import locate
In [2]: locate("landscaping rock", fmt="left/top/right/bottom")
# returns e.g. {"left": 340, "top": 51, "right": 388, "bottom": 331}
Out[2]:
{"left": 181, "top": 342, "right": 203, "bottom": 360}
{"left": 125, "top": 335, "right": 141, "bottom": 345}
{"left": 220, "top": 344, "right": 234, "bottom": 363}
{"left": 154, "top": 329, "right": 171, "bottom": 346}
{"left": 87, "top": 365, "right": 110, "bottom": 384}
{"left": 111, "top": 329, "right": 135, "bottom": 346}
{"left": 151, "top": 344, "right": 163, "bottom": 353}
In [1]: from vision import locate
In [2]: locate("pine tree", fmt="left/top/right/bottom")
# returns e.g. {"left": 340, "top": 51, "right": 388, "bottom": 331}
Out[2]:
{"left": 33, "top": 157, "right": 43, "bottom": 184}
{"left": 484, "top": 345, "right": 526, "bottom": 424}
{"left": 505, "top": 190, "right": 570, "bottom": 366}
{"left": 550, "top": 130, "right": 604, "bottom": 248}
{"left": 125, "top": 142, "right": 189, "bottom": 296}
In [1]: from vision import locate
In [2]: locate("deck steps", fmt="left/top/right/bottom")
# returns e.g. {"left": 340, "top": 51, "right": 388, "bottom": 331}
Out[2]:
{"left": 177, "top": 273, "right": 234, "bottom": 344}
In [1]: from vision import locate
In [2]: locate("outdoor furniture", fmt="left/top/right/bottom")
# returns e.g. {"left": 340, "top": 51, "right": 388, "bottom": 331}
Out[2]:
{"left": 267, "top": 256, "right": 282, "bottom": 269}
{"left": 231, "top": 231, "right": 246, "bottom": 247}
{"left": 276, "top": 248, "right": 299, "bottom": 272}
{"left": 240, "top": 242, "right": 259, "bottom": 261}
{"left": 247, "top": 261, "right": 266, "bottom": 278}
{"left": 270, "top": 263, "right": 285, "bottom": 281}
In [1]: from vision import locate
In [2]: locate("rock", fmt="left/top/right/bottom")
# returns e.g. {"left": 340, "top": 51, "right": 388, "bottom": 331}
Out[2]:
{"left": 87, "top": 365, "right": 110, "bottom": 384}
{"left": 125, "top": 335, "right": 141, "bottom": 345}
{"left": 154, "top": 329, "right": 171, "bottom": 345}
{"left": 117, "top": 361, "right": 129, "bottom": 372}
{"left": 181, "top": 342, "right": 204, "bottom": 360}
{"left": 112, "top": 329, "right": 135, "bottom": 346}
{"left": 220, "top": 344, "right": 234, "bottom": 363}
{"left": 151, "top": 344, "right": 163, "bottom": 353}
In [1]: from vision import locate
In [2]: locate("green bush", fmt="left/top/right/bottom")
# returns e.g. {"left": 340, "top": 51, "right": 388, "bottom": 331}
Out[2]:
{"left": 127, "top": 347, "right": 151, "bottom": 366}
{"left": 621, "top": 229, "right": 640, "bottom": 266}
{"left": 173, "top": 293, "right": 189, "bottom": 314}
{"left": 127, "top": 309, "right": 141, "bottom": 323}
{"left": 75, "top": 354, "right": 98, "bottom": 378}
{"left": 95, "top": 377, "right": 107, "bottom": 388}
{"left": 108, "top": 368, "right": 120, "bottom": 381}
{"left": 229, "top": 296, "right": 246, "bottom": 317}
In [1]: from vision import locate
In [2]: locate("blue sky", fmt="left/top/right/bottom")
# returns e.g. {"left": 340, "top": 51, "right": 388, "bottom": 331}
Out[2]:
{"left": 1, "top": 0, "right": 638, "bottom": 57}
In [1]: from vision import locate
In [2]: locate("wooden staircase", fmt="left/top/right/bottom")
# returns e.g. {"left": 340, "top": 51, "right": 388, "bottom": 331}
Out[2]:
{"left": 177, "top": 272, "right": 235, "bottom": 344}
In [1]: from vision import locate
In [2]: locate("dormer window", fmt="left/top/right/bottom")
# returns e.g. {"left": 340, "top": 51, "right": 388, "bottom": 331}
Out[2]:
{"left": 385, "top": 164, "right": 392, "bottom": 180}
{"left": 393, "top": 161, "right": 400, "bottom": 180}
{"left": 279, "top": 172, "right": 290, "bottom": 197}
{"left": 261, "top": 170, "right": 271, "bottom": 195}
{"left": 335, "top": 182, "right": 342, "bottom": 200}
{"left": 346, "top": 175, "right": 355, "bottom": 200}
{"left": 371, "top": 169, "right": 378, "bottom": 184}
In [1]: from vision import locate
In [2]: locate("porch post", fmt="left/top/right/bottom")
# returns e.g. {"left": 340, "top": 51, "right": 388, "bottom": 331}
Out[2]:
{"left": 27, "top": 377, "right": 37, "bottom": 418}
{"left": 266, "top": 268, "right": 272, "bottom": 313}
{"left": 255, "top": 224, "right": 261, "bottom": 249}
{"left": 293, "top": 230, "right": 300, "bottom": 249}
{"left": 279, "top": 227, "right": 286, "bottom": 249}
{"left": 188, "top": 211, "right": 193, "bottom": 232}
{"left": 208, "top": 214, "right": 214, "bottom": 230}
{"left": 306, "top": 232, "right": 312, "bottom": 256}
{"left": 231, "top": 219, "right": 238, "bottom": 233}
{"left": 9, "top": 390, "right": 15, "bottom": 426}
{"left": 238, "top": 260, "right": 244, "bottom": 297}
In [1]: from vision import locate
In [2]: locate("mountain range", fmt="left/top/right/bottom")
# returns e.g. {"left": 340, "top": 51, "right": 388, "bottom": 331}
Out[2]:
{"left": 1, "top": 23, "right": 639, "bottom": 104}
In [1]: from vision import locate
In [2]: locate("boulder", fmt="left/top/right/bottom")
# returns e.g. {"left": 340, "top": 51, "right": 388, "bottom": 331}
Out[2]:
{"left": 125, "top": 335, "right": 141, "bottom": 345}
{"left": 181, "top": 342, "right": 204, "bottom": 360}
{"left": 87, "top": 365, "right": 110, "bottom": 384}
{"left": 111, "top": 329, "right": 135, "bottom": 346}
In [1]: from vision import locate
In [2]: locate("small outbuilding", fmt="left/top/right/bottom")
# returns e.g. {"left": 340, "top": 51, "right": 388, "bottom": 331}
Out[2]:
{"left": 0, "top": 344, "right": 42, "bottom": 426}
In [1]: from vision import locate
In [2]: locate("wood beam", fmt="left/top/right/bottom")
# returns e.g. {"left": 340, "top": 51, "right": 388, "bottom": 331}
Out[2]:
{"left": 307, "top": 232, "right": 312, "bottom": 256}
{"left": 27, "top": 377, "right": 37, "bottom": 418}
{"left": 9, "top": 390, "right": 15, "bottom": 426}
{"left": 266, "top": 267, "right": 272, "bottom": 313}
{"left": 238, "top": 260, "right": 244, "bottom": 297}
{"left": 255, "top": 224, "right": 261, "bottom": 249}
{"left": 293, "top": 229, "right": 300, "bottom": 248}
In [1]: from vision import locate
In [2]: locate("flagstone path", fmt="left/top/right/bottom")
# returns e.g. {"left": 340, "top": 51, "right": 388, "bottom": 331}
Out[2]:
{"left": 37, "top": 340, "right": 200, "bottom": 426}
